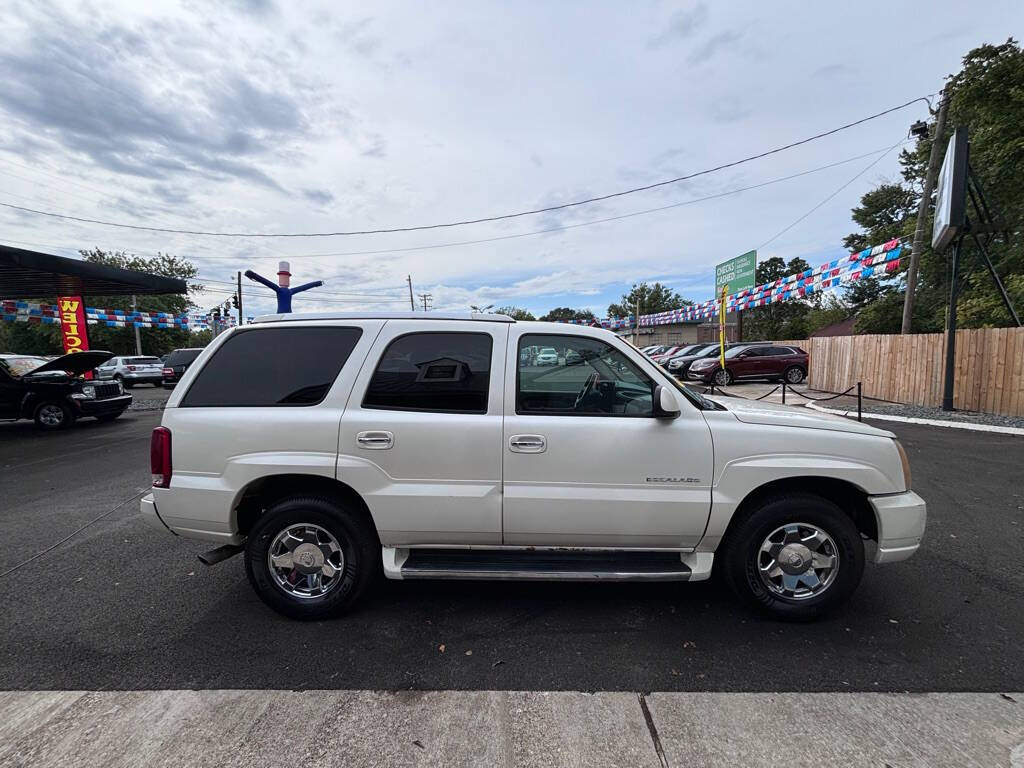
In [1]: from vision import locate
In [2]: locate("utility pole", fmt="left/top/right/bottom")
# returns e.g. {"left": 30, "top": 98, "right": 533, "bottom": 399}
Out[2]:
{"left": 903, "top": 93, "right": 949, "bottom": 334}
{"left": 131, "top": 294, "right": 142, "bottom": 355}
{"left": 236, "top": 271, "right": 243, "bottom": 325}
{"left": 418, "top": 293, "right": 433, "bottom": 312}
{"left": 407, "top": 275, "right": 415, "bottom": 311}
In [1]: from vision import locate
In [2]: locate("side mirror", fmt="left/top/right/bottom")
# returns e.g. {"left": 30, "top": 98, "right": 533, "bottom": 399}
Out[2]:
{"left": 653, "top": 385, "right": 681, "bottom": 418}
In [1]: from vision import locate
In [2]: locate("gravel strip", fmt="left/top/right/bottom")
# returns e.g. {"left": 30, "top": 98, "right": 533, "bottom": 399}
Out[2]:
{"left": 128, "top": 399, "right": 167, "bottom": 412}
{"left": 808, "top": 393, "right": 1024, "bottom": 429}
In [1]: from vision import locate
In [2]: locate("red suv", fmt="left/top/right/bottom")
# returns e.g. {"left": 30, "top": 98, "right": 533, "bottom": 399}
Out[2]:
{"left": 687, "top": 344, "right": 808, "bottom": 387}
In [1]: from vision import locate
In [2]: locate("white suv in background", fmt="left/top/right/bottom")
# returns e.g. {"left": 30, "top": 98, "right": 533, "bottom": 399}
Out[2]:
{"left": 95, "top": 355, "right": 163, "bottom": 387}
{"left": 142, "top": 313, "right": 925, "bottom": 621}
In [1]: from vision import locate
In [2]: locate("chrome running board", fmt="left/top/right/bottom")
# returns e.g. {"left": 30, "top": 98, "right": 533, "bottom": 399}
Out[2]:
{"left": 382, "top": 547, "right": 712, "bottom": 582}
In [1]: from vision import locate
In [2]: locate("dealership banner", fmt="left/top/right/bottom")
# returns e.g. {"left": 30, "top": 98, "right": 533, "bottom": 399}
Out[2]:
{"left": 57, "top": 296, "right": 89, "bottom": 355}
{"left": 558, "top": 239, "right": 907, "bottom": 330}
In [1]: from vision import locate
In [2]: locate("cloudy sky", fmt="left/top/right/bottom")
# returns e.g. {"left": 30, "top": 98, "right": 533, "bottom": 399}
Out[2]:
{"left": 0, "top": 0, "right": 1019, "bottom": 319}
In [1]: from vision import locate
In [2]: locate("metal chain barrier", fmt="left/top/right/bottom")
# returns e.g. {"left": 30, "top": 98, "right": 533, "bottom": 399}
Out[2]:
{"left": 691, "top": 381, "right": 864, "bottom": 420}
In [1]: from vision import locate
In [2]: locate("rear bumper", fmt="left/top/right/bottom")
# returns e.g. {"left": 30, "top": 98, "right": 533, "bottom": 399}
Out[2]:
{"left": 140, "top": 493, "right": 176, "bottom": 535}
{"left": 869, "top": 490, "right": 926, "bottom": 563}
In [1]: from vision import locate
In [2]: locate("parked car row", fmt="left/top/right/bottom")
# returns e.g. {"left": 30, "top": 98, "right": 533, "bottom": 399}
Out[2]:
{"left": 641, "top": 342, "right": 808, "bottom": 386}
{"left": 0, "top": 351, "right": 132, "bottom": 430}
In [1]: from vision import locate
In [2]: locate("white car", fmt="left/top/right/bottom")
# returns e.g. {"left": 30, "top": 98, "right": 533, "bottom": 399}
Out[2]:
{"left": 95, "top": 355, "right": 163, "bottom": 387}
{"left": 142, "top": 313, "right": 925, "bottom": 621}
{"left": 534, "top": 347, "right": 559, "bottom": 366}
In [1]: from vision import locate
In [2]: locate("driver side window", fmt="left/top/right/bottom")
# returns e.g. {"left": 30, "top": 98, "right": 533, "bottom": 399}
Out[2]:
{"left": 516, "top": 334, "right": 654, "bottom": 416}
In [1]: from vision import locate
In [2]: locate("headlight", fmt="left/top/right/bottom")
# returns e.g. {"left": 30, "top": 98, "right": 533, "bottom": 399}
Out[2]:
{"left": 80, "top": 385, "right": 96, "bottom": 399}
{"left": 894, "top": 439, "right": 912, "bottom": 490}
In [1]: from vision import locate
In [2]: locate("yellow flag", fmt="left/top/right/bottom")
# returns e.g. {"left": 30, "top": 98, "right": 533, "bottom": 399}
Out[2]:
{"left": 719, "top": 284, "right": 728, "bottom": 370}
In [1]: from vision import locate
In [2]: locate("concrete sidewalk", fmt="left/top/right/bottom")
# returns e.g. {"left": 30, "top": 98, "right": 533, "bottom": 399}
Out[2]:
{"left": 1, "top": 690, "right": 1021, "bottom": 767}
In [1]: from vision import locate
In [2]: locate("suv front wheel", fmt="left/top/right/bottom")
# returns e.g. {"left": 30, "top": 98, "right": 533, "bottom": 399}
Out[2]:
{"left": 244, "top": 496, "right": 378, "bottom": 620}
{"left": 719, "top": 493, "right": 864, "bottom": 620}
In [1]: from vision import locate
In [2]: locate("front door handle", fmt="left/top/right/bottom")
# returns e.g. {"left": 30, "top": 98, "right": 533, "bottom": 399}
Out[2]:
{"left": 356, "top": 430, "right": 394, "bottom": 449}
{"left": 509, "top": 434, "right": 546, "bottom": 453}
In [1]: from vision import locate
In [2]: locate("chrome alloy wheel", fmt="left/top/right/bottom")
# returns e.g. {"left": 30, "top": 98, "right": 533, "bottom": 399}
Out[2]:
{"left": 757, "top": 523, "right": 839, "bottom": 600}
{"left": 37, "top": 404, "right": 65, "bottom": 427}
{"left": 267, "top": 523, "right": 345, "bottom": 599}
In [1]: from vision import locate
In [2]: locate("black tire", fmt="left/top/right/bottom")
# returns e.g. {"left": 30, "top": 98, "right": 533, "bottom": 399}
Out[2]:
{"left": 33, "top": 401, "right": 75, "bottom": 431}
{"left": 713, "top": 368, "right": 733, "bottom": 387}
{"left": 244, "top": 495, "right": 378, "bottom": 620}
{"left": 718, "top": 492, "right": 864, "bottom": 621}
{"left": 784, "top": 366, "right": 806, "bottom": 384}
{"left": 115, "top": 375, "right": 133, "bottom": 389}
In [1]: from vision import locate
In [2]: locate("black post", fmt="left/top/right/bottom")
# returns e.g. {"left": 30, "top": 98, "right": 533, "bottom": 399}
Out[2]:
{"left": 941, "top": 238, "right": 961, "bottom": 411}
{"left": 781, "top": 380, "right": 786, "bottom": 404}
{"left": 857, "top": 381, "right": 862, "bottom": 422}
{"left": 236, "top": 271, "right": 243, "bottom": 325}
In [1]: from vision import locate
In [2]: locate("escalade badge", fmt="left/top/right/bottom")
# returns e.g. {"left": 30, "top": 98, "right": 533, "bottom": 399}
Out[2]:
{"left": 646, "top": 477, "right": 701, "bottom": 484}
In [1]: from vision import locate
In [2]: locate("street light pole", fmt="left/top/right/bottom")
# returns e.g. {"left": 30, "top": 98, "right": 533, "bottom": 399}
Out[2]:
{"left": 131, "top": 294, "right": 142, "bottom": 355}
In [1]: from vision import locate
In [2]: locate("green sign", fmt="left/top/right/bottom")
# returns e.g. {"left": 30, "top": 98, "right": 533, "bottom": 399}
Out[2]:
{"left": 715, "top": 250, "right": 757, "bottom": 294}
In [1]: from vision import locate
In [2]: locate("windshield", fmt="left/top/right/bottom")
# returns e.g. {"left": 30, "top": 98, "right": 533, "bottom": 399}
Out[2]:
{"left": 0, "top": 357, "right": 50, "bottom": 377}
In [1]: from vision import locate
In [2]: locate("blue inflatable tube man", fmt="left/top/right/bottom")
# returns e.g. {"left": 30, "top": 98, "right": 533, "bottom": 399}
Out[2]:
{"left": 244, "top": 262, "right": 323, "bottom": 314}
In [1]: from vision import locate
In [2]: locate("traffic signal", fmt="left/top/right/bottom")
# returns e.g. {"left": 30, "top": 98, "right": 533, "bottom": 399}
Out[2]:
{"left": 231, "top": 293, "right": 239, "bottom": 309}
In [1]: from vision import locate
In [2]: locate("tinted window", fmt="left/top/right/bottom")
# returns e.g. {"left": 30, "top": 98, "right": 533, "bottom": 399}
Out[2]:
{"left": 363, "top": 332, "right": 492, "bottom": 413}
{"left": 517, "top": 334, "right": 654, "bottom": 416}
{"left": 165, "top": 349, "right": 203, "bottom": 366}
{"left": 128, "top": 357, "right": 160, "bottom": 364}
{"left": 760, "top": 347, "right": 788, "bottom": 356}
{"left": 181, "top": 327, "right": 361, "bottom": 407}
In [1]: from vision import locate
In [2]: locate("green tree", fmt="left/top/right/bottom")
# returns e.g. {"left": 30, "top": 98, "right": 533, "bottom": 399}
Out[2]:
{"left": 805, "top": 294, "right": 854, "bottom": 336}
{"left": 845, "top": 38, "right": 1024, "bottom": 333}
{"left": 539, "top": 307, "right": 597, "bottom": 323}
{"left": 741, "top": 257, "right": 815, "bottom": 339}
{"left": 77, "top": 248, "right": 199, "bottom": 356}
{"left": 608, "top": 282, "right": 689, "bottom": 318}
{"left": 493, "top": 305, "right": 536, "bottom": 321}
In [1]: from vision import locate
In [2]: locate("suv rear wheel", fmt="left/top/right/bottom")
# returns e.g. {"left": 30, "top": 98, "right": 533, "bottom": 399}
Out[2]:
{"left": 244, "top": 495, "right": 378, "bottom": 620}
{"left": 719, "top": 492, "right": 864, "bottom": 620}
{"left": 784, "top": 366, "right": 805, "bottom": 384}
{"left": 713, "top": 368, "right": 732, "bottom": 386}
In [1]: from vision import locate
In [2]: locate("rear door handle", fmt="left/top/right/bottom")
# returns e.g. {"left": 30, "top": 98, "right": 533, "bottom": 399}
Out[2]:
{"left": 356, "top": 430, "right": 394, "bottom": 449}
{"left": 509, "top": 434, "right": 546, "bottom": 453}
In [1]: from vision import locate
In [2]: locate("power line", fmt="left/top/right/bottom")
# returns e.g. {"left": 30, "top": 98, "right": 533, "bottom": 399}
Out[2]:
{"left": 756, "top": 139, "right": 905, "bottom": 250}
{"left": 0, "top": 96, "right": 932, "bottom": 239}
{"left": 80, "top": 143, "right": 901, "bottom": 263}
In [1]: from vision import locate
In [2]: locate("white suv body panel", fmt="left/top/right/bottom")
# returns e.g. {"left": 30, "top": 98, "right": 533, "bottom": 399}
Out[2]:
{"left": 144, "top": 316, "right": 924, "bottom": 565}
{"left": 336, "top": 320, "right": 508, "bottom": 546}
{"left": 501, "top": 323, "right": 713, "bottom": 548}
{"left": 153, "top": 320, "right": 385, "bottom": 543}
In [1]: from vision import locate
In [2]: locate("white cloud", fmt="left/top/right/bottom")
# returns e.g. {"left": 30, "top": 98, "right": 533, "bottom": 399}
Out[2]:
{"left": 0, "top": 0, "right": 1019, "bottom": 320}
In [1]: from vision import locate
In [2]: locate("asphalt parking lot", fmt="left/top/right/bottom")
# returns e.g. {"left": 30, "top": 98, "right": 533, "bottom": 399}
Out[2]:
{"left": 0, "top": 389, "right": 1021, "bottom": 693}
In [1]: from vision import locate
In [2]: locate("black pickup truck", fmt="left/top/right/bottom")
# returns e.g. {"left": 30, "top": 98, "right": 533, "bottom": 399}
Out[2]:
{"left": 0, "top": 350, "right": 132, "bottom": 430}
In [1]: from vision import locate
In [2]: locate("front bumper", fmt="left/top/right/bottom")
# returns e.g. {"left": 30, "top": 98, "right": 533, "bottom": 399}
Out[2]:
{"left": 687, "top": 369, "right": 714, "bottom": 381}
{"left": 869, "top": 490, "right": 926, "bottom": 563}
{"left": 74, "top": 394, "right": 132, "bottom": 416}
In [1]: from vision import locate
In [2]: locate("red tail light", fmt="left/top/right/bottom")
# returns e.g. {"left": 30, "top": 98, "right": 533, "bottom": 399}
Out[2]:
{"left": 151, "top": 427, "right": 172, "bottom": 488}
{"left": 163, "top": 367, "right": 173, "bottom": 376}
{"left": 128, "top": 365, "right": 137, "bottom": 371}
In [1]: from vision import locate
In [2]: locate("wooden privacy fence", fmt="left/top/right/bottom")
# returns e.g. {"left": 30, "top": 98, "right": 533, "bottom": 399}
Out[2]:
{"left": 795, "top": 329, "right": 1024, "bottom": 417}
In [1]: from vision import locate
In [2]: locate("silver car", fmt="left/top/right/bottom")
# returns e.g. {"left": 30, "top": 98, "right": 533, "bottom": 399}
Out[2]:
{"left": 95, "top": 355, "right": 163, "bottom": 388}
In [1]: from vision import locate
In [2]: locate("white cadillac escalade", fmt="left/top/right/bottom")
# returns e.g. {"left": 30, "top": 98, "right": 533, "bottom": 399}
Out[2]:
{"left": 141, "top": 312, "right": 925, "bottom": 621}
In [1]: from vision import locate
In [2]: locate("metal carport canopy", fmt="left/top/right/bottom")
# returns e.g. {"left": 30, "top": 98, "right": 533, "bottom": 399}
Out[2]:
{"left": 0, "top": 244, "right": 188, "bottom": 298}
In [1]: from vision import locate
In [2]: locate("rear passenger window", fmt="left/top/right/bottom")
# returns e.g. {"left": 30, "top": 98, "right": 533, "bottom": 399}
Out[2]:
{"left": 180, "top": 327, "right": 361, "bottom": 407}
{"left": 363, "top": 332, "right": 492, "bottom": 413}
